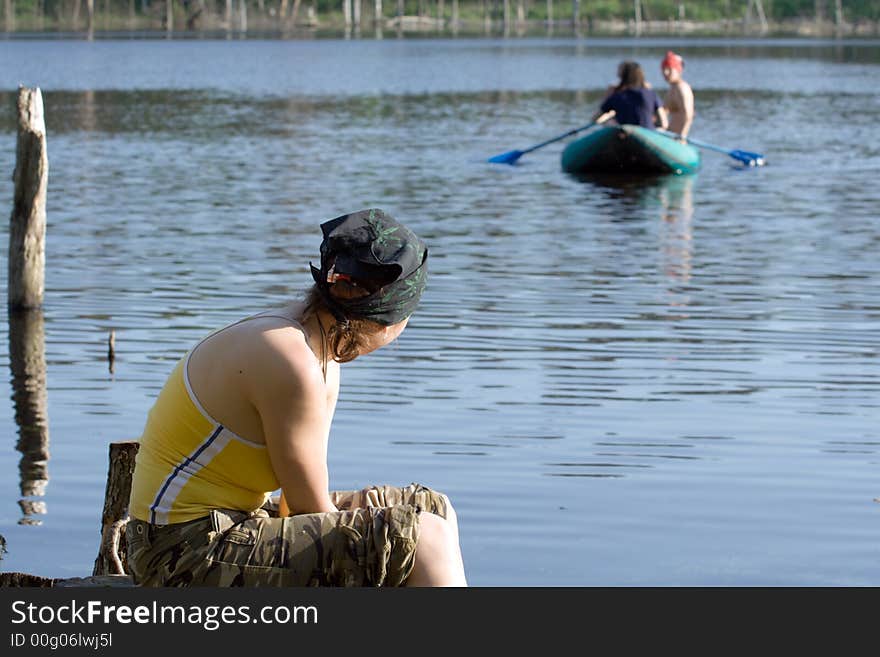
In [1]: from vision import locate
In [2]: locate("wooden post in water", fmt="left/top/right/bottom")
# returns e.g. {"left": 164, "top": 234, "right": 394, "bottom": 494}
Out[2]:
{"left": 108, "top": 329, "right": 116, "bottom": 374}
{"left": 92, "top": 441, "right": 140, "bottom": 577}
{"left": 9, "top": 86, "right": 48, "bottom": 313}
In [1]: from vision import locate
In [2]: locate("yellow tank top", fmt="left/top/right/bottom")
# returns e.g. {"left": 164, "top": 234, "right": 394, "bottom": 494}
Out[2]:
{"left": 129, "top": 348, "right": 280, "bottom": 525}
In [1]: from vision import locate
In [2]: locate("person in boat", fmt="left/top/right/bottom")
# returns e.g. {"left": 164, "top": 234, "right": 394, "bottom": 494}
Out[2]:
{"left": 660, "top": 51, "right": 695, "bottom": 139}
{"left": 126, "top": 208, "right": 467, "bottom": 587}
{"left": 593, "top": 60, "right": 668, "bottom": 131}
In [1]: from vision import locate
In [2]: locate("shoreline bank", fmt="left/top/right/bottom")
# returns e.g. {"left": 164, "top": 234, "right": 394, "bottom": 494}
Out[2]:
{"left": 1, "top": 16, "right": 878, "bottom": 39}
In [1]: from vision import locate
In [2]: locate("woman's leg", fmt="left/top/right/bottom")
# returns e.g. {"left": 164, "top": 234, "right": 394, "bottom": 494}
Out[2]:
{"left": 330, "top": 484, "right": 468, "bottom": 587}
{"left": 405, "top": 511, "right": 468, "bottom": 587}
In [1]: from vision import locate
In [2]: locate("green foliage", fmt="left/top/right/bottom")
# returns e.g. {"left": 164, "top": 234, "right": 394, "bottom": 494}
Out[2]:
{"left": 2, "top": 0, "right": 879, "bottom": 28}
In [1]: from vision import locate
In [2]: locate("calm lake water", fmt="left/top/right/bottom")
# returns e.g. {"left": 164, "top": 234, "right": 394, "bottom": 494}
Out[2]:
{"left": 1, "top": 36, "right": 878, "bottom": 586}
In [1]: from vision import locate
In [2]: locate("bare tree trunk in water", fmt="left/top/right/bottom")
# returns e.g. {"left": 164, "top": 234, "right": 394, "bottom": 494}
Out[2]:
{"left": 546, "top": 0, "right": 553, "bottom": 33}
{"left": 438, "top": 0, "right": 443, "bottom": 28}
{"left": 9, "top": 87, "right": 47, "bottom": 312}
{"left": 572, "top": 0, "right": 580, "bottom": 28}
{"left": 502, "top": 0, "right": 509, "bottom": 35}
{"left": 452, "top": 0, "right": 458, "bottom": 30}
{"left": 166, "top": 0, "right": 173, "bottom": 32}
{"left": 834, "top": 0, "right": 843, "bottom": 29}
{"left": 72, "top": 0, "right": 81, "bottom": 29}
{"left": 239, "top": 0, "right": 246, "bottom": 31}
{"left": 7, "top": 93, "right": 50, "bottom": 526}
{"left": 225, "top": 0, "right": 232, "bottom": 26}
{"left": 291, "top": 0, "right": 301, "bottom": 24}
{"left": 516, "top": 0, "right": 524, "bottom": 31}
{"left": 373, "top": 0, "right": 381, "bottom": 25}
{"left": 86, "top": 0, "right": 94, "bottom": 38}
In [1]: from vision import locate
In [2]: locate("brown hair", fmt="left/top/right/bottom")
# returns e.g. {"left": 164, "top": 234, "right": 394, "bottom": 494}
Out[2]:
{"left": 303, "top": 282, "right": 384, "bottom": 364}
{"left": 614, "top": 61, "right": 647, "bottom": 93}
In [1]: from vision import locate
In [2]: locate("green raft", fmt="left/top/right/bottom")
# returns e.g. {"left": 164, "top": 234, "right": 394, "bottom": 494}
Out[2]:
{"left": 561, "top": 125, "right": 701, "bottom": 176}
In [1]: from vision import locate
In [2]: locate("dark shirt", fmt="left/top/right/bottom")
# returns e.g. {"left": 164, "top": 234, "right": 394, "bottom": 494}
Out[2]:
{"left": 600, "top": 88, "right": 662, "bottom": 129}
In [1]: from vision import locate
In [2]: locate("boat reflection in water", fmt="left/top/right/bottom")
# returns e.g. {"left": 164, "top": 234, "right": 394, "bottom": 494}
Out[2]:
{"left": 570, "top": 171, "right": 696, "bottom": 304}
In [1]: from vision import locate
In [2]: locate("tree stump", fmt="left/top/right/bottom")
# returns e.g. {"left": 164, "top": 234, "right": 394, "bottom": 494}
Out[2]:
{"left": 92, "top": 441, "right": 140, "bottom": 576}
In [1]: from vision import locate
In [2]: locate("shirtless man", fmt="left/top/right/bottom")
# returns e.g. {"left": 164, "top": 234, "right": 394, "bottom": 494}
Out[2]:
{"left": 660, "top": 51, "right": 695, "bottom": 139}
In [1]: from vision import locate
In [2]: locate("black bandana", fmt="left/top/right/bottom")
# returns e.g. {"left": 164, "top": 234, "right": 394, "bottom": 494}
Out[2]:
{"left": 310, "top": 209, "right": 428, "bottom": 326}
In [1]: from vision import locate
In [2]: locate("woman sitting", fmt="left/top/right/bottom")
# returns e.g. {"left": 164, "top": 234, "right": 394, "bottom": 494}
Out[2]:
{"left": 126, "top": 209, "right": 467, "bottom": 587}
{"left": 594, "top": 60, "right": 668, "bottom": 131}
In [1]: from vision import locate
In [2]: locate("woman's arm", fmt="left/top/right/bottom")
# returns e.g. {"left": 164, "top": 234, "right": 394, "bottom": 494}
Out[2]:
{"left": 656, "top": 106, "right": 669, "bottom": 131}
{"left": 593, "top": 109, "right": 616, "bottom": 125}
{"left": 245, "top": 326, "right": 338, "bottom": 516}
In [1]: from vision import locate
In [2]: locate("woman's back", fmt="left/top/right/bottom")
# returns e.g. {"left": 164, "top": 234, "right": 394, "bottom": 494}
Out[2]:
{"left": 600, "top": 87, "right": 662, "bottom": 129}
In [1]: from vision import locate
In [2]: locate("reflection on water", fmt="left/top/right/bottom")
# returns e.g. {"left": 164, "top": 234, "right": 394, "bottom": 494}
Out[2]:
{"left": 570, "top": 171, "right": 696, "bottom": 287}
{"left": 658, "top": 175, "right": 695, "bottom": 285}
{"left": 7, "top": 310, "right": 50, "bottom": 526}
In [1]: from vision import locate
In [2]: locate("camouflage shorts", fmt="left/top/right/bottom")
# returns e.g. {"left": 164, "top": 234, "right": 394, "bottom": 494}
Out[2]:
{"left": 126, "top": 483, "right": 449, "bottom": 587}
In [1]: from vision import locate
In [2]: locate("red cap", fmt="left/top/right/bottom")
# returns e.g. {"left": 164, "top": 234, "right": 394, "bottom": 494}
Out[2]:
{"left": 661, "top": 51, "right": 684, "bottom": 72}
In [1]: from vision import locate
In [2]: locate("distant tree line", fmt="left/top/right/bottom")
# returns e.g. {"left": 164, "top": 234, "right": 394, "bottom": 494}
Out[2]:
{"left": 2, "top": 0, "right": 877, "bottom": 32}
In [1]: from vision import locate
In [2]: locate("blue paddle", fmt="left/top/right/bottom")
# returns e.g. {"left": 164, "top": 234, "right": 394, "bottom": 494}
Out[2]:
{"left": 488, "top": 120, "right": 599, "bottom": 165}
{"left": 659, "top": 129, "right": 765, "bottom": 167}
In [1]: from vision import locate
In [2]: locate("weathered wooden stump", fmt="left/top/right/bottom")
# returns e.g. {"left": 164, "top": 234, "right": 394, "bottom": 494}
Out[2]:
{"left": 92, "top": 441, "right": 140, "bottom": 577}
{"left": 0, "top": 441, "right": 138, "bottom": 587}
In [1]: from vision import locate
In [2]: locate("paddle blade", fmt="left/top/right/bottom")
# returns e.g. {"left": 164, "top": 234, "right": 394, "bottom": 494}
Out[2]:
{"left": 488, "top": 149, "right": 524, "bottom": 165}
{"left": 730, "top": 149, "right": 766, "bottom": 167}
